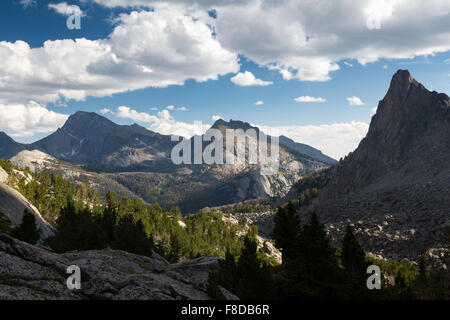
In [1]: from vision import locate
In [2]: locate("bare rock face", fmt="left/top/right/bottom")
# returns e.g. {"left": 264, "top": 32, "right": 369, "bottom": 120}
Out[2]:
{"left": 0, "top": 234, "right": 223, "bottom": 300}
{"left": 0, "top": 166, "right": 7, "bottom": 184}
{"left": 0, "top": 181, "right": 54, "bottom": 239}
{"left": 9, "top": 150, "right": 57, "bottom": 172}
{"left": 308, "top": 70, "right": 450, "bottom": 261}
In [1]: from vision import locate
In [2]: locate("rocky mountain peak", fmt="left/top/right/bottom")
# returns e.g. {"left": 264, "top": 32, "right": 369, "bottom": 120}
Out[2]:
{"left": 211, "top": 119, "right": 258, "bottom": 134}
{"left": 0, "top": 131, "right": 25, "bottom": 159}
{"left": 62, "top": 111, "right": 117, "bottom": 135}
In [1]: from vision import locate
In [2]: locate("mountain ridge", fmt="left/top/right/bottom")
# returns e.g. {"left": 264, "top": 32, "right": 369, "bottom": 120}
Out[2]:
{"left": 285, "top": 69, "right": 450, "bottom": 260}
{"left": 2, "top": 113, "right": 334, "bottom": 212}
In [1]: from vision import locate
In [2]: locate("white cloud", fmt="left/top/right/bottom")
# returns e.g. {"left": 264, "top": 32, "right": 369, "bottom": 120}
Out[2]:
{"left": 99, "top": 108, "right": 112, "bottom": 114}
{"left": 0, "top": 6, "right": 238, "bottom": 105}
{"left": 344, "top": 61, "right": 353, "bottom": 67}
{"left": 166, "top": 105, "right": 175, "bottom": 110}
{"left": 294, "top": 96, "right": 326, "bottom": 103}
{"left": 347, "top": 96, "right": 365, "bottom": 106}
{"left": 0, "top": 101, "right": 68, "bottom": 137}
{"left": 91, "top": 0, "right": 250, "bottom": 8}
{"left": 115, "top": 106, "right": 159, "bottom": 123}
{"left": 256, "top": 121, "right": 370, "bottom": 160}
{"left": 213, "top": 0, "right": 450, "bottom": 81}
{"left": 444, "top": 58, "right": 450, "bottom": 64}
{"left": 177, "top": 106, "right": 188, "bottom": 111}
{"left": 255, "top": 100, "right": 264, "bottom": 105}
{"left": 113, "top": 106, "right": 209, "bottom": 138}
{"left": 19, "top": 0, "right": 36, "bottom": 8}
{"left": 48, "top": 2, "right": 85, "bottom": 16}
{"left": 87, "top": 1, "right": 450, "bottom": 83}
{"left": 150, "top": 107, "right": 159, "bottom": 111}
{"left": 212, "top": 115, "right": 223, "bottom": 121}
{"left": 371, "top": 106, "right": 378, "bottom": 114}
{"left": 230, "top": 71, "right": 273, "bottom": 87}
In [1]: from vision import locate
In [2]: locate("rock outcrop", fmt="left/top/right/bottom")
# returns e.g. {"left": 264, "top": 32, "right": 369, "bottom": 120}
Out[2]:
{"left": 0, "top": 234, "right": 224, "bottom": 300}
{"left": 0, "top": 166, "right": 7, "bottom": 184}
{"left": 0, "top": 176, "right": 54, "bottom": 239}
{"left": 303, "top": 70, "right": 450, "bottom": 261}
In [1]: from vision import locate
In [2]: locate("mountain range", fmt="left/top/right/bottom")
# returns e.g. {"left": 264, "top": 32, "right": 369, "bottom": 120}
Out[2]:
{"left": 1, "top": 113, "right": 335, "bottom": 212}
{"left": 2, "top": 69, "right": 448, "bottom": 261}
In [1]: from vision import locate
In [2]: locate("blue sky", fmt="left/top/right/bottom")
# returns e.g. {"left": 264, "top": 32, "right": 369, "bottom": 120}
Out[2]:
{"left": 0, "top": 0, "right": 449, "bottom": 159}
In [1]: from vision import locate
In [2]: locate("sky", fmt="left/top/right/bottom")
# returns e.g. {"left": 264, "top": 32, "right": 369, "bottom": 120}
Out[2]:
{"left": 0, "top": 0, "right": 449, "bottom": 159}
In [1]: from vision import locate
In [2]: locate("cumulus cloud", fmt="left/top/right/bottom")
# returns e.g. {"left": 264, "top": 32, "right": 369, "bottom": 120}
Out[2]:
{"left": 177, "top": 106, "right": 188, "bottom": 111}
{"left": 99, "top": 108, "right": 112, "bottom": 114}
{"left": 0, "top": 101, "right": 68, "bottom": 137}
{"left": 4, "top": 0, "right": 450, "bottom": 108}
{"left": 255, "top": 100, "right": 264, "bottom": 105}
{"left": 214, "top": 0, "right": 450, "bottom": 81}
{"left": 91, "top": 0, "right": 248, "bottom": 8}
{"left": 294, "top": 96, "right": 326, "bottom": 103}
{"left": 48, "top": 2, "right": 85, "bottom": 16}
{"left": 347, "top": 96, "right": 365, "bottom": 106}
{"left": 0, "top": 6, "right": 238, "bottom": 105}
{"left": 230, "top": 71, "right": 273, "bottom": 86}
{"left": 166, "top": 105, "right": 175, "bottom": 110}
{"left": 113, "top": 106, "right": 210, "bottom": 137}
{"left": 212, "top": 115, "right": 223, "bottom": 121}
{"left": 82, "top": 1, "right": 450, "bottom": 83}
{"left": 256, "top": 121, "right": 370, "bottom": 160}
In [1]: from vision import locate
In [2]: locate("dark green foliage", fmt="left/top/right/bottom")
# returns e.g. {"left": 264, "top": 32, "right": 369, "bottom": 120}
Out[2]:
{"left": 47, "top": 191, "right": 247, "bottom": 261}
{"left": 11, "top": 210, "right": 41, "bottom": 245}
{"left": 341, "top": 225, "right": 370, "bottom": 298}
{"left": 292, "top": 169, "right": 331, "bottom": 207}
{"left": 208, "top": 251, "right": 239, "bottom": 298}
{"left": 0, "top": 159, "right": 14, "bottom": 174}
{"left": 208, "top": 231, "right": 277, "bottom": 300}
{"left": 111, "top": 214, "right": 153, "bottom": 256}
{"left": 271, "top": 202, "right": 301, "bottom": 267}
{"left": 0, "top": 159, "right": 101, "bottom": 225}
{"left": 287, "top": 212, "right": 342, "bottom": 299}
{"left": 47, "top": 201, "right": 107, "bottom": 252}
{"left": 212, "top": 198, "right": 273, "bottom": 214}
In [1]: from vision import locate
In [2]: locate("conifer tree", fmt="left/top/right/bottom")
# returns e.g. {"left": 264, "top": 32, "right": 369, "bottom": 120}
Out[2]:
{"left": 341, "top": 225, "right": 368, "bottom": 297}
{"left": 11, "top": 209, "right": 41, "bottom": 245}
{"left": 236, "top": 232, "right": 276, "bottom": 299}
{"left": 295, "top": 212, "right": 341, "bottom": 298}
{"left": 112, "top": 214, "right": 153, "bottom": 256}
{"left": 272, "top": 202, "right": 301, "bottom": 267}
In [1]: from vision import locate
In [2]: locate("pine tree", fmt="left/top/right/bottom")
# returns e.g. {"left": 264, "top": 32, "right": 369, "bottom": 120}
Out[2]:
{"left": 106, "top": 190, "right": 117, "bottom": 209}
{"left": 236, "top": 232, "right": 276, "bottom": 299}
{"left": 272, "top": 202, "right": 301, "bottom": 268}
{"left": 112, "top": 214, "right": 153, "bottom": 256}
{"left": 341, "top": 225, "right": 368, "bottom": 297}
{"left": 11, "top": 209, "right": 41, "bottom": 244}
{"left": 208, "top": 251, "right": 238, "bottom": 298}
{"left": 48, "top": 201, "right": 107, "bottom": 252}
{"left": 294, "top": 212, "right": 341, "bottom": 298}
